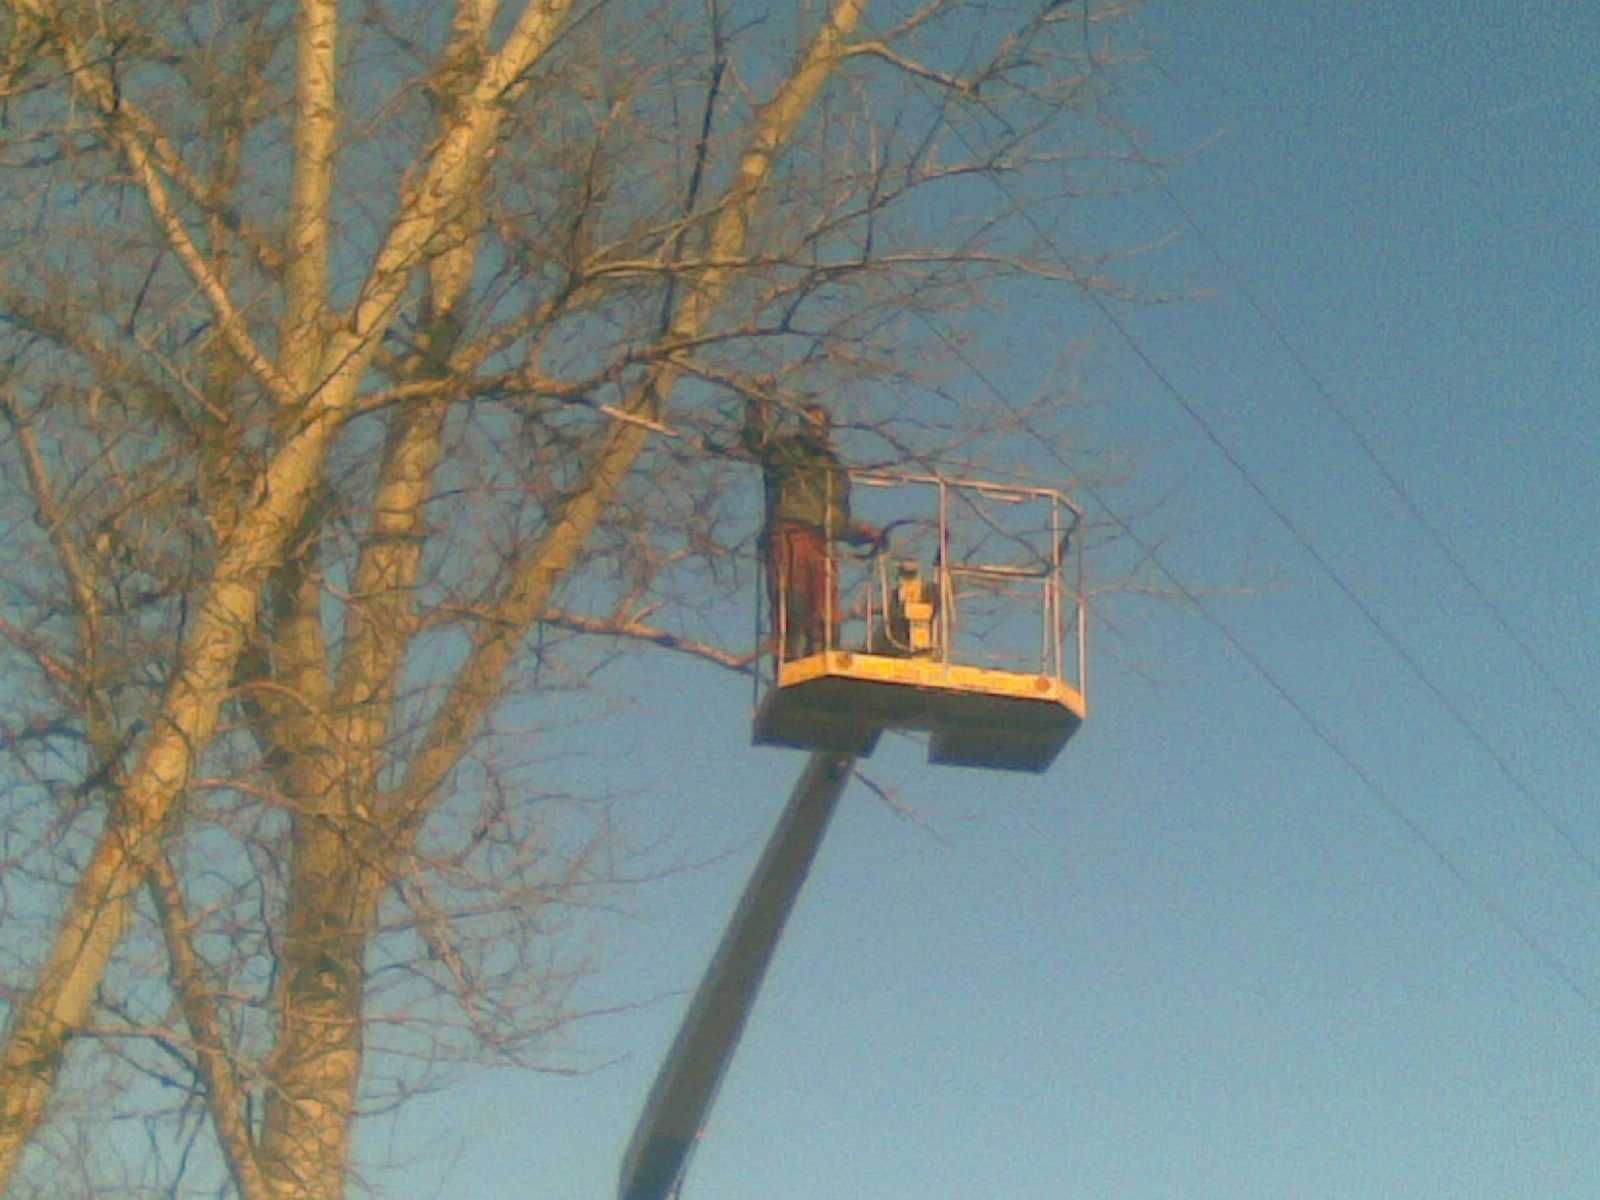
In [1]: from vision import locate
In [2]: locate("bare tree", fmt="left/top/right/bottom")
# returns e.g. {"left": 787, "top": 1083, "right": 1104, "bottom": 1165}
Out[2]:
{"left": 0, "top": 0, "right": 1144, "bottom": 1194}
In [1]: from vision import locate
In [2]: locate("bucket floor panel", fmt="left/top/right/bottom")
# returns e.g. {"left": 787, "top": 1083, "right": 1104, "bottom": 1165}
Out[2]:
{"left": 754, "top": 653, "right": 1083, "bottom": 771}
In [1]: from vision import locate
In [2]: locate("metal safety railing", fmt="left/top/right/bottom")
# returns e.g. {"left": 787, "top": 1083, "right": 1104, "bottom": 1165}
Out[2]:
{"left": 755, "top": 471, "right": 1086, "bottom": 700}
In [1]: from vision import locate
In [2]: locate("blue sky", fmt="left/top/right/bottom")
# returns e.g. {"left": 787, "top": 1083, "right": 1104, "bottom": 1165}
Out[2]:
{"left": 384, "top": 4, "right": 1600, "bottom": 1197}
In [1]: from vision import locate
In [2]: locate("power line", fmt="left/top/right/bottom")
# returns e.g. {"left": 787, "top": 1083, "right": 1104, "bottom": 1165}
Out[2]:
{"left": 863, "top": 7, "right": 1599, "bottom": 1010}
{"left": 915, "top": 308, "right": 1600, "bottom": 1018}
{"left": 1084, "top": 284, "right": 1600, "bottom": 889}
{"left": 1149, "top": 171, "right": 1598, "bottom": 750}
{"left": 1111, "top": 38, "right": 1600, "bottom": 859}
{"left": 972, "top": 91, "right": 1600, "bottom": 895}
{"left": 1080, "top": 471, "right": 1600, "bottom": 1015}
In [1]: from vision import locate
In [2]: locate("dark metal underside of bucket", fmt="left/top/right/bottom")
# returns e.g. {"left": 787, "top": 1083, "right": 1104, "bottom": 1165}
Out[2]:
{"left": 753, "top": 670, "right": 1083, "bottom": 773}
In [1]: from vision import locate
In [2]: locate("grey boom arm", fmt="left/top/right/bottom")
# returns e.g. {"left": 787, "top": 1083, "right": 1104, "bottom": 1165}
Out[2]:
{"left": 618, "top": 751, "right": 854, "bottom": 1200}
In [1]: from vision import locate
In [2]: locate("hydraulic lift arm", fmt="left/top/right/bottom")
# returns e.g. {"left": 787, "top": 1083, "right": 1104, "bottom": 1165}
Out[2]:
{"left": 618, "top": 751, "right": 854, "bottom": 1200}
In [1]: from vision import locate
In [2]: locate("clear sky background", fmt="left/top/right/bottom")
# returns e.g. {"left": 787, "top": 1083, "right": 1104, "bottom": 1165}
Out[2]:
{"left": 377, "top": 4, "right": 1600, "bottom": 1197}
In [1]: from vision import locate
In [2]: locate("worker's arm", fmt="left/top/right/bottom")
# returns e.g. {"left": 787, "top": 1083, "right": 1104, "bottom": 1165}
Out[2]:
{"left": 841, "top": 519, "right": 882, "bottom": 547}
{"left": 836, "top": 469, "right": 880, "bottom": 546}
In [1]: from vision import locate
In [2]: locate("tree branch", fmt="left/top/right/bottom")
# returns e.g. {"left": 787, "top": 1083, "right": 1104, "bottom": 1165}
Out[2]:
{"left": 6, "top": 0, "right": 296, "bottom": 404}
{"left": 542, "top": 608, "right": 757, "bottom": 673}
{"left": 389, "top": 0, "right": 871, "bottom": 829}
{"left": 278, "top": 0, "right": 341, "bottom": 395}
{"left": 148, "top": 852, "right": 270, "bottom": 1200}
{"left": 0, "top": 1, "right": 588, "bottom": 1179}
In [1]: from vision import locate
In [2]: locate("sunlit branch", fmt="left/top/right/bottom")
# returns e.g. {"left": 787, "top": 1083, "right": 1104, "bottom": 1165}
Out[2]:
{"left": 148, "top": 851, "right": 270, "bottom": 1200}
{"left": 5, "top": 0, "right": 296, "bottom": 403}
{"left": 542, "top": 608, "right": 757, "bottom": 673}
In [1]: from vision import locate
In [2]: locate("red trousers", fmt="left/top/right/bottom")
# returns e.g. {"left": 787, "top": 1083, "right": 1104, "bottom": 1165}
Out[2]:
{"left": 765, "top": 522, "right": 838, "bottom": 658}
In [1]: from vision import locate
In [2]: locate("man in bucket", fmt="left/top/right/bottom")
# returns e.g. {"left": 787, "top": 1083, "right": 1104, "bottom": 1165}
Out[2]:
{"left": 744, "top": 397, "right": 880, "bottom": 659}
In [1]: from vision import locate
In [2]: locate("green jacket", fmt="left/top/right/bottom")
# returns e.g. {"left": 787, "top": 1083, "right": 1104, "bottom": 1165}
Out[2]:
{"left": 743, "top": 409, "right": 855, "bottom": 534}
{"left": 756, "top": 431, "right": 853, "bottom": 534}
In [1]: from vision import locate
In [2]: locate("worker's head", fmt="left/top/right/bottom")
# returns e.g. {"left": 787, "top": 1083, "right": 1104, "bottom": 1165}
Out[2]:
{"left": 801, "top": 402, "right": 832, "bottom": 439}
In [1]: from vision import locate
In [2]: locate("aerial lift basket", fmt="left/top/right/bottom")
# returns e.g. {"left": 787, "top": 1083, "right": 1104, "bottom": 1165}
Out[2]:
{"left": 753, "top": 473, "right": 1086, "bottom": 772}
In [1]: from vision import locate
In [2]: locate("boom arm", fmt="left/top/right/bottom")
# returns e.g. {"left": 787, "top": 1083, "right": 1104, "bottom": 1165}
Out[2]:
{"left": 618, "top": 751, "right": 855, "bottom": 1200}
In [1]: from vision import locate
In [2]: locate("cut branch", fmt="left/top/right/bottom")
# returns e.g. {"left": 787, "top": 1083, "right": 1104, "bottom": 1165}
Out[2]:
{"left": 542, "top": 608, "right": 758, "bottom": 672}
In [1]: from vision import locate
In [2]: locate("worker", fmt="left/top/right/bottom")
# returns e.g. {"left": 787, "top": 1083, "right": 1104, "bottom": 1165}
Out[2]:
{"left": 744, "top": 398, "right": 880, "bottom": 659}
